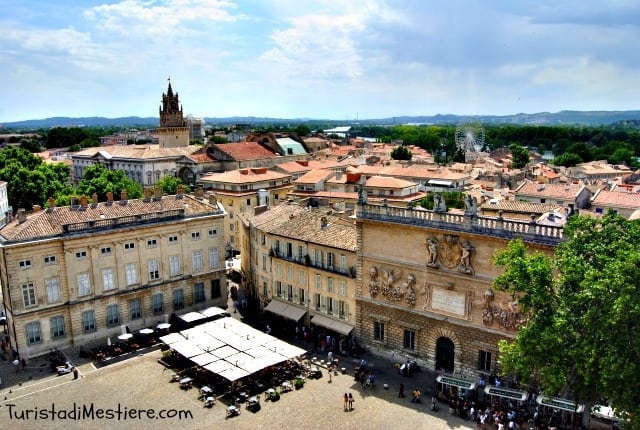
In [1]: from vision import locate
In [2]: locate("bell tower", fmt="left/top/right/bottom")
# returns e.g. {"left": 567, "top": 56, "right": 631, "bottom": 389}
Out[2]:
{"left": 156, "top": 78, "right": 189, "bottom": 148}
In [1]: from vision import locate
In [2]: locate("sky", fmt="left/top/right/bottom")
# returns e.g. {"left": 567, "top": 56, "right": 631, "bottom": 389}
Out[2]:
{"left": 2, "top": 0, "right": 639, "bottom": 122}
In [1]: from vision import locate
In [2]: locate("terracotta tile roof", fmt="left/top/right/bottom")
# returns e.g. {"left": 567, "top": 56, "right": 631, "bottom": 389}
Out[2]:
{"left": 188, "top": 153, "right": 216, "bottom": 162}
{"left": 515, "top": 180, "right": 585, "bottom": 200}
{"left": 273, "top": 161, "right": 313, "bottom": 174}
{"left": 293, "top": 170, "right": 335, "bottom": 184}
{"left": 306, "top": 159, "right": 349, "bottom": 169}
{"left": 367, "top": 191, "right": 427, "bottom": 203}
{"left": 212, "top": 142, "right": 278, "bottom": 161}
{"left": 245, "top": 204, "right": 356, "bottom": 251}
{"left": 200, "top": 168, "right": 292, "bottom": 185}
{"left": 365, "top": 176, "right": 417, "bottom": 189}
{"left": 479, "top": 200, "right": 563, "bottom": 214}
{"left": 287, "top": 190, "right": 358, "bottom": 200}
{"left": 303, "top": 137, "right": 328, "bottom": 143}
{"left": 592, "top": 189, "right": 640, "bottom": 209}
{"left": 0, "top": 195, "right": 220, "bottom": 243}
{"left": 74, "top": 144, "right": 199, "bottom": 159}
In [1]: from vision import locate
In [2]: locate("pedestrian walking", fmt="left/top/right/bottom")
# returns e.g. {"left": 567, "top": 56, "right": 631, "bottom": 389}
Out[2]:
{"left": 73, "top": 367, "right": 79, "bottom": 380}
{"left": 343, "top": 393, "right": 348, "bottom": 411}
{"left": 21, "top": 357, "right": 27, "bottom": 371}
{"left": 328, "top": 366, "right": 332, "bottom": 383}
{"left": 13, "top": 359, "right": 20, "bottom": 373}
{"left": 399, "top": 383, "right": 405, "bottom": 398}
{"left": 348, "top": 393, "right": 354, "bottom": 411}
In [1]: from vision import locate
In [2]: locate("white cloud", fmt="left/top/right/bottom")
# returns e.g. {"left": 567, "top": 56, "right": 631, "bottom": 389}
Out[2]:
{"left": 85, "top": 0, "right": 242, "bottom": 38}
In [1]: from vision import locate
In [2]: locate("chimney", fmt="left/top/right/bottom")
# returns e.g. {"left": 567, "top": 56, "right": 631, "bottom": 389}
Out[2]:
{"left": 154, "top": 186, "right": 162, "bottom": 200}
{"left": 32, "top": 205, "right": 41, "bottom": 213}
{"left": 144, "top": 188, "right": 152, "bottom": 201}
{"left": 106, "top": 192, "right": 114, "bottom": 205}
{"left": 120, "top": 190, "right": 128, "bottom": 202}
{"left": 92, "top": 193, "right": 99, "bottom": 204}
{"left": 176, "top": 184, "right": 184, "bottom": 196}
{"left": 254, "top": 205, "right": 268, "bottom": 216}
{"left": 80, "top": 196, "right": 88, "bottom": 207}
{"left": 48, "top": 197, "right": 55, "bottom": 210}
{"left": 17, "top": 208, "right": 27, "bottom": 224}
{"left": 195, "top": 186, "right": 204, "bottom": 199}
{"left": 208, "top": 193, "right": 218, "bottom": 206}
{"left": 320, "top": 216, "right": 328, "bottom": 228}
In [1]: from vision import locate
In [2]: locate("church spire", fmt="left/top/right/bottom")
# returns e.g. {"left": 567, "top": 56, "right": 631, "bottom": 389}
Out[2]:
{"left": 167, "top": 76, "right": 173, "bottom": 97}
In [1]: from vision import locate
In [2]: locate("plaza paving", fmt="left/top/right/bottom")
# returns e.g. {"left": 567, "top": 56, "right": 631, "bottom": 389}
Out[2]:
{"left": 0, "top": 342, "right": 477, "bottom": 430}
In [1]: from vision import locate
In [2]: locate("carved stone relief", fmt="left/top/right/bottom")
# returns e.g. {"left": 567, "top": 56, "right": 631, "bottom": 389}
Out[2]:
{"left": 480, "top": 288, "right": 526, "bottom": 330}
{"left": 425, "top": 234, "right": 475, "bottom": 275}
{"left": 367, "top": 266, "right": 416, "bottom": 305}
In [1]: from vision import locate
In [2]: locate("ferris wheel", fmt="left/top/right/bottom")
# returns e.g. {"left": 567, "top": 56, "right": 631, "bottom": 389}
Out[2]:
{"left": 455, "top": 121, "right": 485, "bottom": 153}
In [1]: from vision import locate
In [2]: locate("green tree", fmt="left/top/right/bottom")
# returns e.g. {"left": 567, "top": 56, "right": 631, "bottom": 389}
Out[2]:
{"left": 608, "top": 147, "right": 635, "bottom": 166}
{"left": 565, "top": 142, "right": 593, "bottom": 163}
{"left": 75, "top": 164, "right": 142, "bottom": 201}
{"left": 508, "top": 143, "right": 530, "bottom": 169}
{"left": 208, "top": 135, "right": 228, "bottom": 144}
{"left": 79, "top": 138, "right": 101, "bottom": 149}
{"left": 492, "top": 213, "right": 640, "bottom": 427}
{"left": 294, "top": 124, "right": 311, "bottom": 137}
{"left": 391, "top": 145, "right": 412, "bottom": 160}
{"left": 157, "top": 175, "right": 190, "bottom": 195}
{"left": 0, "top": 147, "right": 70, "bottom": 209}
{"left": 551, "top": 153, "right": 583, "bottom": 167}
{"left": 20, "top": 139, "right": 42, "bottom": 153}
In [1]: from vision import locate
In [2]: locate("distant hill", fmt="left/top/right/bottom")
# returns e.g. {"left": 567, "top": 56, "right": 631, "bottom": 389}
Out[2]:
{"left": 3, "top": 110, "right": 640, "bottom": 129}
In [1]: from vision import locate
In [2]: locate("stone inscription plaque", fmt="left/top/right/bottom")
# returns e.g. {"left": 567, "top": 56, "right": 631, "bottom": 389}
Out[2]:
{"left": 431, "top": 288, "right": 466, "bottom": 316}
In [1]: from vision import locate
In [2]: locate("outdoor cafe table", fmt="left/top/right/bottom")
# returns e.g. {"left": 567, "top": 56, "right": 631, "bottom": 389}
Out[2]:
{"left": 265, "top": 388, "right": 276, "bottom": 400}
{"left": 179, "top": 377, "right": 193, "bottom": 388}
{"left": 200, "top": 386, "right": 214, "bottom": 397}
{"left": 281, "top": 381, "right": 292, "bottom": 392}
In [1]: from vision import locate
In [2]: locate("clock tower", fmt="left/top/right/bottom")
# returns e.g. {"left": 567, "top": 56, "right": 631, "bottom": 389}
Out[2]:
{"left": 156, "top": 79, "right": 189, "bottom": 148}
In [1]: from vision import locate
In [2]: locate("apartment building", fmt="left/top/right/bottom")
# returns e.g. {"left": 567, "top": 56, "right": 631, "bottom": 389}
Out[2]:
{"left": 0, "top": 190, "right": 227, "bottom": 357}
{"left": 198, "top": 168, "right": 293, "bottom": 255}
{"left": 240, "top": 204, "right": 357, "bottom": 338}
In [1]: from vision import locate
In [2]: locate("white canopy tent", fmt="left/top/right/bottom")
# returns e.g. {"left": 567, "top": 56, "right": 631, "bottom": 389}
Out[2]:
{"left": 160, "top": 316, "right": 308, "bottom": 383}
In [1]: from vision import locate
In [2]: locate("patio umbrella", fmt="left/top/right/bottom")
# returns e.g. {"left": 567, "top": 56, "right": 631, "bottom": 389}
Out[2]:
{"left": 107, "top": 337, "right": 111, "bottom": 346}
{"left": 157, "top": 323, "right": 171, "bottom": 330}
{"left": 139, "top": 328, "right": 154, "bottom": 335}
{"left": 118, "top": 333, "right": 133, "bottom": 340}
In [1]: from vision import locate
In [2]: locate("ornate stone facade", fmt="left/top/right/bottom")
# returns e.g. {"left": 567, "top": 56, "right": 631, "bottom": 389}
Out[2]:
{"left": 355, "top": 202, "right": 558, "bottom": 378}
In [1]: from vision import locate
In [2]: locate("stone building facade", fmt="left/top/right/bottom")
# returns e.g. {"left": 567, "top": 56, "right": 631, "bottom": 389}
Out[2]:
{"left": 354, "top": 200, "right": 562, "bottom": 379}
{"left": 157, "top": 80, "right": 190, "bottom": 148}
{"left": 240, "top": 204, "right": 358, "bottom": 337}
{"left": 0, "top": 191, "right": 227, "bottom": 357}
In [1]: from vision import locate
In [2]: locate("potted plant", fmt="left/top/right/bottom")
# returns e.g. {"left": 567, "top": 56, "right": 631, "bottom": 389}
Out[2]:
{"left": 294, "top": 378, "right": 305, "bottom": 390}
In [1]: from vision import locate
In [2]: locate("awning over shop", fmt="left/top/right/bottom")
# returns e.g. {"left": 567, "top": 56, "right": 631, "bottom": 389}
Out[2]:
{"left": 537, "top": 395, "right": 585, "bottom": 413}
{"left": 484, "top": 385, "right": 528, "bottom": 401}
{"left": 428, "top": 179, "right": 453, "bottom": 186}
{"left": 264, "top": 300, "right": 306, "bottom": 322}
{"left": 436, "top": 375, "right": 477, "bottom": 390}
{"left": 311, "top": 314, "right": 354, "bottom": 336}
{"left": 200, "top": 307, "right": 229, "bottom": 319}
{"left": 179, "top": 311, "right": 207, "bottom": 324}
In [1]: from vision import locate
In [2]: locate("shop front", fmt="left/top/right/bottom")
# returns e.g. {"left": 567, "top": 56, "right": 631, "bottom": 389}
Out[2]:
{"left": 536, "top": 395, "right": 585, "bottom": 429}
{"left": 436, "top": 375, "right": 478, "bottom": 402}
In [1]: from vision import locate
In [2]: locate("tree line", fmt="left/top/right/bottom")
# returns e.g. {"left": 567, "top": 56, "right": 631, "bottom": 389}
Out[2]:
{"left": 0, "top": 147, "right": 188, "bottom": 212}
